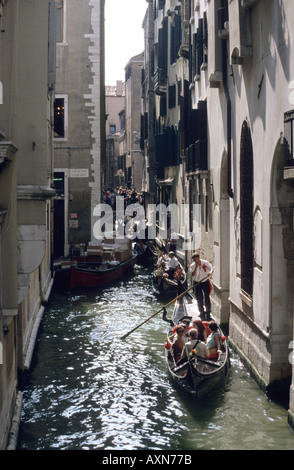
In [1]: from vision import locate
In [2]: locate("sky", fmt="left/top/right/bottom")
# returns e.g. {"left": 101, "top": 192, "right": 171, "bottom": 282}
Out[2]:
{"left": 104, "top": 0, "right": 147, "bottom": 85}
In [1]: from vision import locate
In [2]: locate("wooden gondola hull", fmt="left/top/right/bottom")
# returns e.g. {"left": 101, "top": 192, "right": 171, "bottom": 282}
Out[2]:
{"left": 165, "top": 292, "right": 230, "bottom": 398}
{"left": 54, "top": 254, "right": 137, "bottom": 289}
{"left": 190, "top": 356, "right": 230, "bottom": 397}
{"left": 70, "top": 255, "right": 137, "bottom": 288}
{"left": 166, "top": 358, "right": 229, "bottom": 398}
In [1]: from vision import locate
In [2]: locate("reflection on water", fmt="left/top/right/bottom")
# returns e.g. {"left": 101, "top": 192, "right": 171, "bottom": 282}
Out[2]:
{"left": 19, "top": 265, "right": 294, "bottom": 450}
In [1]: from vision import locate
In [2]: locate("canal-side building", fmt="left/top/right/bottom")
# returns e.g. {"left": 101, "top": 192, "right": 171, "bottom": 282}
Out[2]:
{"left": 141, "top": 0, "right": 294, "bottom": 427}
{"left": 0, "top": 0, "right": 56, "bottom": 449}
{"left": 141, "top": 0, "right": 191, "bottom": 267}
{"left": 53, "top": 0, "right": 105, "bottom": 257}
{"left": 196, "top": 0, "right": 294, "bottom": 424}
{"left": 105, "top": 81, "right": 125, "bottom": 189}
{"left": 222, "top": 0, "right": 294, "bottom": 425}
{"left": 141, "top": 2, "right": 156, "bottom": 210}
{"left": 125, "top": 52, "right": 144, "bottom": 192}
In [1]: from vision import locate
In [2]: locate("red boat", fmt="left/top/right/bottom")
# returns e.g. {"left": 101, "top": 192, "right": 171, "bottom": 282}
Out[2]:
{"left": 69, "top": 254, "right": 137, "bottom": 288}
{"left": 54, "top": 235, "right": 137, "bottom": 289}
{"left": 54, "top": 252, "right": 137, "bottom": 289}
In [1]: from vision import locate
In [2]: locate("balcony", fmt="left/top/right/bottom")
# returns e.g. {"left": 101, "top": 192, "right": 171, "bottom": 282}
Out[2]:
{"left": 0, "top": 140, "right": 17, "bottom": 172}
{"left": 154, "top": 67, "right": 167, "bottom": 96}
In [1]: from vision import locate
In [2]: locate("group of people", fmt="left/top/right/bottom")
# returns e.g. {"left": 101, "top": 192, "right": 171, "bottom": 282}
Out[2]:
{"left": 103, "top": 187, "right": 144, "bottom": 209}
{"left": 162, "top": 251, "right": 218, "bottom": 364}
{"left": 155, "top": 250, "right": 183, "bottom": 281}
{"left": 167, "top": 317, "right": 223, "bottom": 364}
{"left": 156, "top": 250, "right": 212, "bottom": 320}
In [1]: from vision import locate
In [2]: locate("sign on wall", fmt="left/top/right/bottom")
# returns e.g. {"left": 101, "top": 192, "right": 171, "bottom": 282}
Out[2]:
{"left": 69, "top": 169, "right": 89, "bottom": 178}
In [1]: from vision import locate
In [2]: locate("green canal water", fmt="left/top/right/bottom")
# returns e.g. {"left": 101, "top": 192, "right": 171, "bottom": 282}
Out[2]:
{"left": 18, "top": 265, "right": 294, "bottom": 450}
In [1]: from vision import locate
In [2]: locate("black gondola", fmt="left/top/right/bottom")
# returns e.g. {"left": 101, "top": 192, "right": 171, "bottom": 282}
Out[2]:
{"left": 164, "top": 290, "right": 230, "bottom": 398}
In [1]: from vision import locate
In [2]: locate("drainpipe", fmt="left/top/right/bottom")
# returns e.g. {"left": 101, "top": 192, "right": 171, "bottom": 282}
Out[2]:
{"left": 222, "top": 35, "right": 234, "bottom": 199}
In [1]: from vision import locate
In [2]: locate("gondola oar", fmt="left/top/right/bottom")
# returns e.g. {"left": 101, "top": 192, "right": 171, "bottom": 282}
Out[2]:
{"left": 120, "top": 284, "right": 195, "bottom": 340}
{"left": 120, "top": 271, "right": 213, "bottom": 340}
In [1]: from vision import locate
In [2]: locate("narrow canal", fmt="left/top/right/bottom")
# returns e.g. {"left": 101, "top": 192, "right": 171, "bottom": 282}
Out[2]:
{"left": 18, "top": 265, "right": 294, "bottom": 451}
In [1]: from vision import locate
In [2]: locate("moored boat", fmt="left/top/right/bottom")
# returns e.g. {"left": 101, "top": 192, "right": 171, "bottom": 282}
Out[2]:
{"left": 54, "top": 236, "right": 137, "bottom": 289}
{"left": 164, "top": 290, "right": 230, "bottom": 397}
{"left": 68, "top": 253, "right": 137, "bottom": 288}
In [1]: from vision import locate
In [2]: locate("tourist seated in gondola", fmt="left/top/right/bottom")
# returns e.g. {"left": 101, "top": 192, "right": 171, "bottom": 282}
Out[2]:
{"left": 168, "top": 324, "right": 187, "bottom": 363}
{"left": 155, "top": 261, "right": 166, "bottom": 280}
{"left": 173, "top": 264, "right": 183, "bottom": 281}
{"left": 192, "top": 319, "right": 209, "bottom": 342}
{"left": 156, "top": 250, "right": 167, "bottom": 267}
{"left": 179, "top": 316, "right": 192, "bottom": 330}
{"left": 179, "top": 317, "right": 191, "bottom": 342}
{"left": 180, "top": 329, "right": 209, "bottom": 361}
{"left": 164, "top": 251, "right": 179, "bottom": 278}
{"left": 206, "top": 321, "right": 222, "bottom": 359}
{"left": 171, "top": 319, "right": 190, "bottom": 342}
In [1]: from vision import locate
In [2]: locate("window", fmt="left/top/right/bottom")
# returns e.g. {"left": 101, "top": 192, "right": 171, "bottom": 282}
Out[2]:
{"left": 168, "top": 84, "right": 176, "bottom": 109}
{"left": 191, "top": 16, "right": 208, "bottom": 80}
{"left": 55, "top": 0, "right": 65, "bottom": 43}
{"left": 196, "top": 19, "right": 204, "bottom": 76}
{"left": 109, "top": 125, "right": 116, "bottom": 134}
{"left": 170, "top": 14, "right": 181, "bottom": 65}
{"left": 54, "top": 172, "right": 65, "bottom": 197}
{"left": 284, "top": 109, "right": 294, "bottom": 166}
{"left": 240, "top": 121, "right": 254, "bottom": 297}
{"left": 205, "top": 195, "right": 209, "bottom": 232}
{"left": 54, "top": 94, "right": 68, "bottom": 140}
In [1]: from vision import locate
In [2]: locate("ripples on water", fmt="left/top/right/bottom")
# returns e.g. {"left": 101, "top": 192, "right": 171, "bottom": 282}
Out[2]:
{"left": 19, "top": 265, "right": 294, "bottom": 450}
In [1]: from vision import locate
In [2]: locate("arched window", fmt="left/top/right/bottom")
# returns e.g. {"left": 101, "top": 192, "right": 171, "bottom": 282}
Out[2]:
{"left": 240, "top": 121, "right": 254, "bottom": 296}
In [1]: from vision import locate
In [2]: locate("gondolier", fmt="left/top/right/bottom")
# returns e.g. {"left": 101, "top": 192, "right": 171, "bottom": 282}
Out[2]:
{"left": 190, "top": 253, "right": 212, "bottom": 320}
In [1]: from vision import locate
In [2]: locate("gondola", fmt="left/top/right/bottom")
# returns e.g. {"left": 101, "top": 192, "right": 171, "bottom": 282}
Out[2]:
{"left": 69, "top": 252, "right": 137, "bottom": 288}
{"left": 54, "top": 235, "right": 137, "bottom": 289}
{"left": 54, "top": 252, "right": 137, "bottom": 289}
{"left": 153, "top": 263, "right": 187, "bottom": 293}
{"left": 164, "top": 289, "right": 230, "bottom": 397}
{"left": 135, "top": 241, "right": 157, "bottom": 265}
